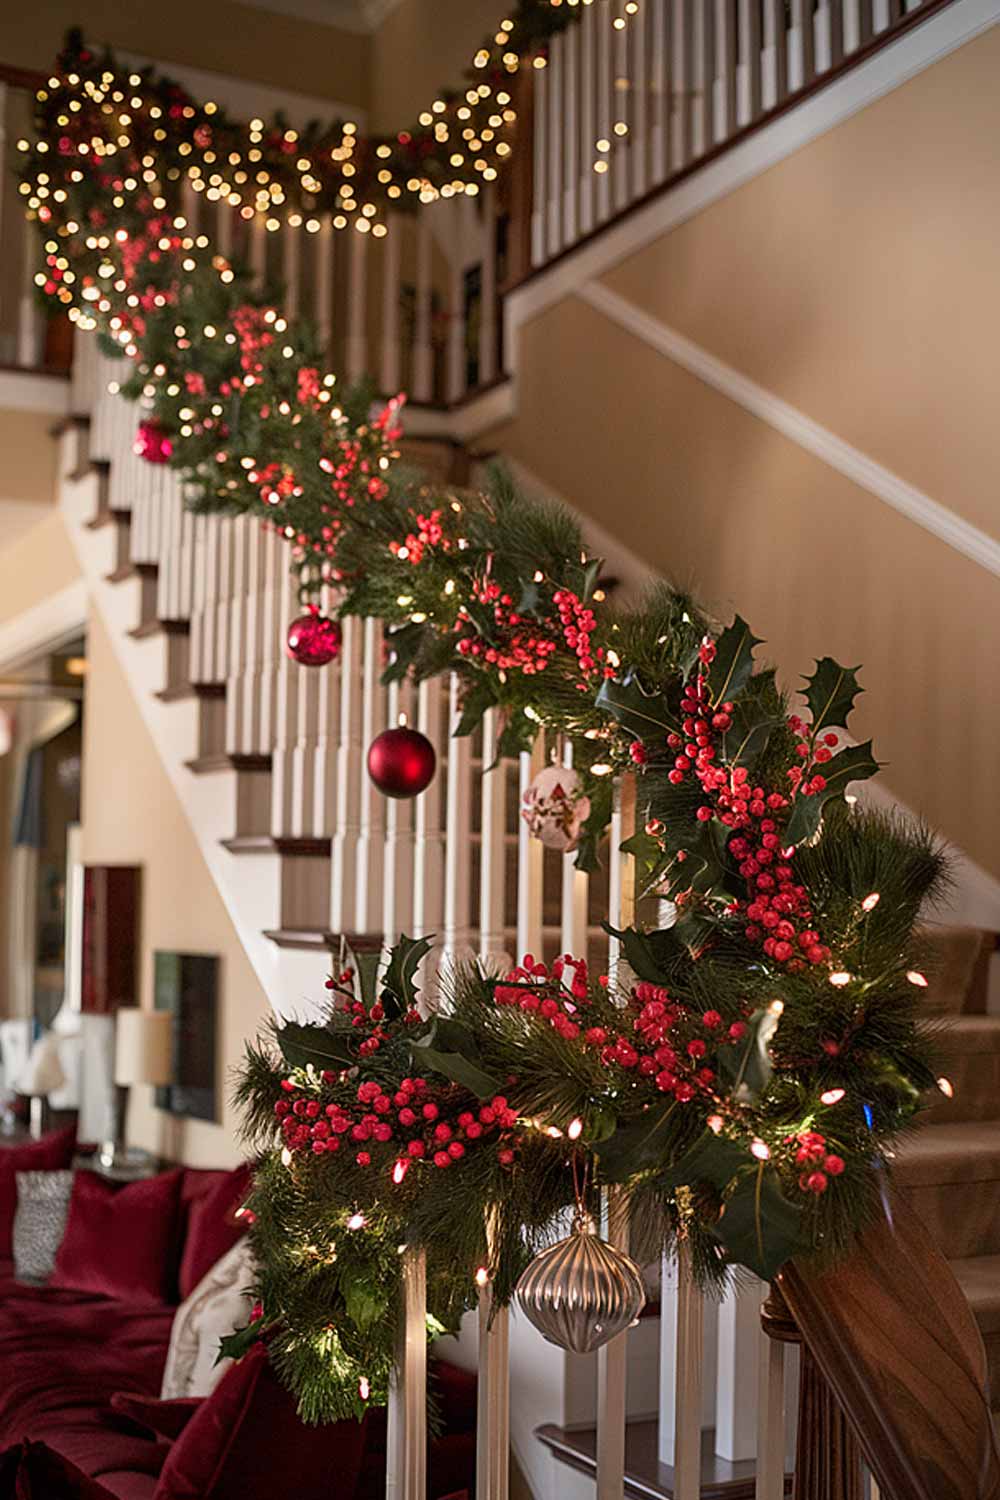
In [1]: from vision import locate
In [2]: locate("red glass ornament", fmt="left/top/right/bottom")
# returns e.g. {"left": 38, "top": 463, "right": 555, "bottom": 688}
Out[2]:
{"left": 285, "top": 608, "right": 343, "bottom": 667}
{"left": 134, "top": 418, "right": 173, "bottom": 465}
{"left": 367, "top": 726, "right": 436, "bottom": 800}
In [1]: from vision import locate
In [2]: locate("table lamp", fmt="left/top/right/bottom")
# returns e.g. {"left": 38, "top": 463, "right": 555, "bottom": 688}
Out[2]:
{"left": 16, "top": 1032, "right": 68, "bottom": 1139}
{"left": 100, "top": 1008, "right": 172, "bottom": 1168}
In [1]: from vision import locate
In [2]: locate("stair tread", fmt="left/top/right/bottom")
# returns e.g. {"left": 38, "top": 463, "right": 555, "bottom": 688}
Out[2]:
{"left": 896, "top": 1121, "right": 1000, "bottom": 1186}
{"left": 185, "top": 752, "right": 271, "bottom": 775}
{"left": 935, "top": 1015, "right": 1000, "bottom": 1050}
{"left": 950, "top": 1255, "right": 1000, "bottom": 1332}
{"left": 537, "top": 1419, "right": 760, "bottom": 1499}
{"left": 223, "top": 835, "right": 331, "bottom": 857}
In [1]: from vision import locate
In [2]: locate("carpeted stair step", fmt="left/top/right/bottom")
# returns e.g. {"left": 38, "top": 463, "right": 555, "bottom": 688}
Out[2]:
{"left": 917, "top": 924, "right": 995, "bottom": 1016}
{"left": 950, "top": 1256, "right": 1000, "bottom": 1403}
{"left": 895, "top": 1122, "right": 1000, "bottom": 1260}
{"left": 923, "top": 1017, "right": 1000, "bottom": 1125}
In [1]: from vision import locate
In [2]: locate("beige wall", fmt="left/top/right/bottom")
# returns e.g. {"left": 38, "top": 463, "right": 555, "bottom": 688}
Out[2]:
{"left": 0, "top": 509, "right": 79, "bottom": 632}
{"left": 81, "top": 611, "right": 271, "bottom": 1168}
{"left": 485, "top": 24, "right": 1000, "bottom": 881}
{"left": 0, "top": 1, "right": 369, "bottom": 110}
{"left": 486, "top": 290, "right": 1000, "bottom": 881}
{"left": 371, "top": 0, "right": 505, "bottom": 132}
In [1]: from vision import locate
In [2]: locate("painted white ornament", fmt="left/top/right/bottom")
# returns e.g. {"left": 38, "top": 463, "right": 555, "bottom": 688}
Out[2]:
{"left": 520, "top": 764, "right": 591, "bottom": 853}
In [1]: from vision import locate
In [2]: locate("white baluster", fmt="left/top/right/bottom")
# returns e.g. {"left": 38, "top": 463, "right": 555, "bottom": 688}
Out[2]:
{"left": 476, "top": 1227, "right": 510, "bottom": 1500}
{"left": 672, "top": 0, "right": 691, "bottom": 169}
{"left": 385, "top": 1247, "right": 427, "bottom": 1500}
{"left": 380, "top": 214, "right": 402, "bottom": 394}
{"left": 596, "top": 1186, "right": 629, "bottom": 1500}
{"left": 330, "top": 614, "right": 364, "bottom": 933}
{"left": 630, "top": 0, "right": 650, "bottom": 200}
{"left": 595, "top": 1, "right": 613, "bottom": 223}
{"left": 516, "top": 739, "right": 545, "bottom": 963}
{"left": 755, "top": 1322, "right": 787, "bottom": 1500}
{"left": 282, "top": 218, "right": 301, "bottom": 320}
{"left": 716, "top": 0, "right": 739, "bottom": 143}
{"left": 18, "top": 207, "right": 42, "bottom": 369}
{"left": 560, "top": 743, "right": 589, "bottom": 958}
{"left": 382, "top": 678, "right": 415, "bottom": 945}
{"left": 412, "top": 677, "right": 445, "bottom": 942}
{"left": 717, "top": 1280, "right": 763, "bottom": 1460}
{"left": 250, "top": 217, "right": 267, "bottom": 291}
{"left": 315, "top": 218, "right": 334, "bottom": 365}
{"left": 763, "top": 0, "right": 789, "bottom": 110}
{"left": 531, "top": 61, "right": 549, "bottom": 266}
{"left": 478, "top": 710, "right": 508, "bottom": 963}
{"left": 346, "top": 228, "right": 369, "bottom": 382}
{"left": 478, "top": 188, "right": 499, "bottom": 388}
{"left": 695, "top": 1, "right": 718, "bottom": 157}
{"left": 270, "top": 565, "right": 304, "bottom": 833}
{"left": 354, "top": 616, "right": 387, "bottom": 933}
{"left": 446, "top": 208, "right": 466, "bottom": 406}
{"left": 442, "top": 675, "right": 473, "bottom": 970}
{"left": 309, "top": 588, "right": 342, "bottom": 834}
{"left": 612, "top": 0, "right": 630, "bottom": 213}
{"left": 659, "top": 1243, "right": 704, "bottom": 1499}
{"left": 412, "top": 214, "right": 434, "bottom": 403}
{"left": 562, "top": 24, "right": 580, "bottom": 248}
{"left": 579, "top": 1, "right": 598, "bottom": 234}
{"left": 547, "top": 34, "right": 564, "bottom": 258}
{"left": 790, "top": 0, "right": 816, "bottom": 91}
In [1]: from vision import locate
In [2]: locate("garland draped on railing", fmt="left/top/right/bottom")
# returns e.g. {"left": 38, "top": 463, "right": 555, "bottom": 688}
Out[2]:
{"left": 17, "top": 29, "right": 950, "bottom": 1426}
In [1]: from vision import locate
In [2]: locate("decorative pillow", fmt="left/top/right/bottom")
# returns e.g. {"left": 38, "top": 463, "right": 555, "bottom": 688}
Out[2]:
{"left": 0, "top": 1438, "right": 118, "bottom": 1498}
{"left": 109, "top": 1391, "right": 202, "bottom": 1442}
{"left": 50, "top": 1167, "right": 183, "bottom": 1304}
{"left": 12, "top": 1168, "right": 74, "bottom": 1283}
{"left": 178, "top": 1163, "right": 253, "bottom": 1299}
{"left": 0, "top": 1124, "right": 76, "bottom": 1259}
{"left": 153, "top": 1344, "right": 366, "bottom": 1500}
{"left": 161, "top": 1239, "right": 257, "bottom": 1400}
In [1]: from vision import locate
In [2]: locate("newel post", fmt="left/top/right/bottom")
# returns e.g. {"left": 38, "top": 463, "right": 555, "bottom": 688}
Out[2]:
{"left": 760, "top": 1282, "right": 863, "bottom": 1500}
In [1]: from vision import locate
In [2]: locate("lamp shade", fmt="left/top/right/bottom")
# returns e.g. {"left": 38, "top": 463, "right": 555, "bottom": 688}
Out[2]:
{"left": 16, "top": 1032, "right": 68, "bottom": 1097}
{"left": 114, "top": 1008, "right": 172, "bottom": 1087}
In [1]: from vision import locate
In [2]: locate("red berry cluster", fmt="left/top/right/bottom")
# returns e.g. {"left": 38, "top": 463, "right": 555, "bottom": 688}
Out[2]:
{"left": 323, "top": 968, "right": 420, "bottom": 1058}
{"left": 787, "top": 716, "right": 837, "bottom": 800}
{"left": 232, "top": 304, "right": 276, "bottom": 381}
{"left": 455, "top": 581, "right": 559, "bottom": 675}
{"left": 494, "top": 953, "right": 592, "bottom": 1039}
{"left": 274, "top": 1075, "right": 519, "bottom": 1171}
{"left": 588, "top": 982, "right": 746, "bottom": 1104}
{"left": 792, "top": 1131, "right": 845, "bottom": 1194}
{"left": 389, "top": 508, "right": 449, "bottom": 567}
{"left": 552, "top": 589, "right": 602, "bottom": 684}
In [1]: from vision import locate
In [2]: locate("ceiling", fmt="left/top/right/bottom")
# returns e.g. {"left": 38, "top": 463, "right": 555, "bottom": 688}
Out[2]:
{"left": 232, "top": 0, "right": 407, "bottom": 30}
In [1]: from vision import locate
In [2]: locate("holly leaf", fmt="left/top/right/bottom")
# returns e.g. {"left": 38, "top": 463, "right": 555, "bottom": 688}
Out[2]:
{"left": 803, "top": 657, "right": 863, "bottom": 735}
{"left": 595, "top": 1103, "right": 675, "bottom": 1180}
{"left": 277, "top": 1022, "right": 356, "bottom": 1073}
{"left": 381, "top": 623, "right": 426, "bottom": 685}
{"left": 715, "top": 1006, "right": 778, "bottom": 1100}
{"left": 783, "top": 740, "right": 880, "bottom": 846}
{"left": 454, "top": 681, "right": 497, "bottom": 739}
{"left": 381, "top": 933, "right": 434, "bottom": 1018}
{"left": 573, "top": 777, "right": 613, "bottom": 874}
{"left": 620, "top": 829, "right": 673, "bottom": 896}
{"left": 496, "top": 713, "right": 536, "bottom": 763}
{"left": 595, "top": 672, "right": 674, "bottom": 742}
{"left": 722, "top": 691, "right": 781, "bottom": 770}
{"left": 411, "top": 1017, "right": 499, "bottom": 1099}
{"left": 670, "top": 907, "right": 721, "bottom": 959}
{"left": 343, "top": 1275, "right": 387, "bottom": 1332}
{"left": 604, "top": 922, "right": 689, "bottom": 983}
{"left": 659, "top": 1130, "right": 750, "bottom": 1191}
{"left": 516, "top": 578, "right": 543, "bottom": 617}
{"left": 353, "top": 950, "right": 382, "bottom": 1010}
{"left": 217, "top": 1317, "right": 265, "bottom": 1365}
{"left": 581, "top": 557, "right": 602, "bottom": 603}
{"left": 706, "top": 616, "right": 763, "bottom": 708}
{"left": 712, "top": 1167, "right": 804, "bottom": 1280}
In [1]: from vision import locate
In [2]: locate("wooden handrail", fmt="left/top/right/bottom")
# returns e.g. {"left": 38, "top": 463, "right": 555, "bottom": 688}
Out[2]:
{"left": 0, "top": 63, "right": 46, "bottom": 90}
{"left": 776, "top": 1191, "right": 1000, "bottom": 1500}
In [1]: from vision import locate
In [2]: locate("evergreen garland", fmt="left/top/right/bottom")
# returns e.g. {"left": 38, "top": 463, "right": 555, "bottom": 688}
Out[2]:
{"left": 19, "top": 31, "right": 952, "bottom": 1427}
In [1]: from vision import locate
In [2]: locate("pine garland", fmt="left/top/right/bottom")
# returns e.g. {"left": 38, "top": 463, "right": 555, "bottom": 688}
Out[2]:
{"left": 20, "top": 34, "right": 952, "bottom": 1427}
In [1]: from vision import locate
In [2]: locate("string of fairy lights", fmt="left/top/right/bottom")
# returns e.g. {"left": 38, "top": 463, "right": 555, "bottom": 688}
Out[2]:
{"left": 17, "top": 0, "right": 646, "bottom": 277}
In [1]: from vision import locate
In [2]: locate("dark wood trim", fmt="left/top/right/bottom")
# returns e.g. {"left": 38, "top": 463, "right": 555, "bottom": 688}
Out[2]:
{"left": 504, "top": 0, "right": 963, "bottom": 302}
{"left": 49, "top": 413, "right": 91, "bottom": 439}
{"left": 0, "top": 359, "right": 70, "bottom": 380}
{"left": 184, "top": 752, "right": 271, "bottom": 775}
{"left": 106, "top": 560, "right": 158, "bottom": 585}
{"left": 128, "top": 618, "right": 190, "bottom": 640}
{"left": 0, "top": 63, "right": 46, "bottom": 90}
{"left": 222, "top": 835, "right": 332, "bottom": 858}
{"left": 84, "top": 501, "right": 127, "bottom": 532}
{"left": 264, "top": 928, "right": 382, "bottom": 953}
{"left": 156, "top": 681, "right": 226, "bottom": 704}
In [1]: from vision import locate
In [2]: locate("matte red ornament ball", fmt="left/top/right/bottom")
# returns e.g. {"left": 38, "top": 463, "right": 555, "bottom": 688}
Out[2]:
{"left": 367, "top": 726, "right": 436, "bottom": 799}
{"left": 285, "top": 609, "right": 342, "bottom": 667}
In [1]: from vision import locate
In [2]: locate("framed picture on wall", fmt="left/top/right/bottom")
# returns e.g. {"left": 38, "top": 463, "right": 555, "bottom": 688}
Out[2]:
{"left": 153, "top": 951, "right": 219, "bottom": 1122}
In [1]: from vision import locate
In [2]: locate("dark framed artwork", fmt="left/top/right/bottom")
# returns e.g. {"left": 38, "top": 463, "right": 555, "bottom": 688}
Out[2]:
{"left": 153, "top": 951, "right": 219, "bottom": 1122}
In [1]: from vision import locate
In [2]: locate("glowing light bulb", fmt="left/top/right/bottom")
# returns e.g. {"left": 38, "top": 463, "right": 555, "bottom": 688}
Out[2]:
{"left": 392, "top": 1159, "right": 409, "bottom": 1184}
{"left": 347, "top": 1213, "right": 366, "bottom": 1231}
{"left": 358, "top": 1377, "right": 370, "bottom": 1401}
{"left": 474, "top": 1266, "right": 490, "bottom": 1288}
{"left": 768, "top": 999, "right": 784, "bottom": 1017}
{"left": 906, "top": 971, "right": 928, "bottom": 988}
{"left": 567, "top": 1118, "right": 583, "bottom": 1141}
{"left": 750, "top": 1139, "right": 770, "bottom": 1161}
{"left": 937, "top": 1077, "right": 954, "bottom": 1099}
{"left": 829, "top": 971, "right": 852, "bottom": 987}
{"left": 280, "top": 1148, "right": 293, "bottom": 1167}
{"left": 707, "top": 1114, "right": 723, "bottom": 1135}
{"left": 861, "top": 893, "right": 881, "bottom": 911}
{"left": 821, "top": 1088, "right": 845, "bottom": 1106}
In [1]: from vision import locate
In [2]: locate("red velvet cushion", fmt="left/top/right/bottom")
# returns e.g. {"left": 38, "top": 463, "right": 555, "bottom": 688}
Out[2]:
{"left": 0, "top": 1439, "right": 119, "bottom": 1498}
{"left": 50, "top": 1169, "right": 183, "bottom": 1305}
{"left": 177, "top": 1164, "right": 252, "bottom": 1299}
{"left": 109, "top": 1394, "right": 201, "bottom": 1443}
{"left": 0, "top": 1126, "right": 76, "bottom": 1259}
{"left": 153, "top": 1345, "right": 365, "bottom": 1500}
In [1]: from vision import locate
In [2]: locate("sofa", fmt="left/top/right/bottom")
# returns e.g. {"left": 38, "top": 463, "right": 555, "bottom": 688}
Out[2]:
{"left": 0, "top": 1131, "right": 475, "bottom": 1499}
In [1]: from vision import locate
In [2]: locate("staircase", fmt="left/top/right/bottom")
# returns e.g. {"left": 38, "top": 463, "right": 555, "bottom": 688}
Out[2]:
{"left": 897, "top": 926, "right": 1000, "bottom": 1405}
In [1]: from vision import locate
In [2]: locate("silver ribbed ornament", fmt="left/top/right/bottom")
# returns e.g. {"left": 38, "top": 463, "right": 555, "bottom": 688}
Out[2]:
{"left": 515, "top": 1217, "right": 646, "bottom": 1353}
